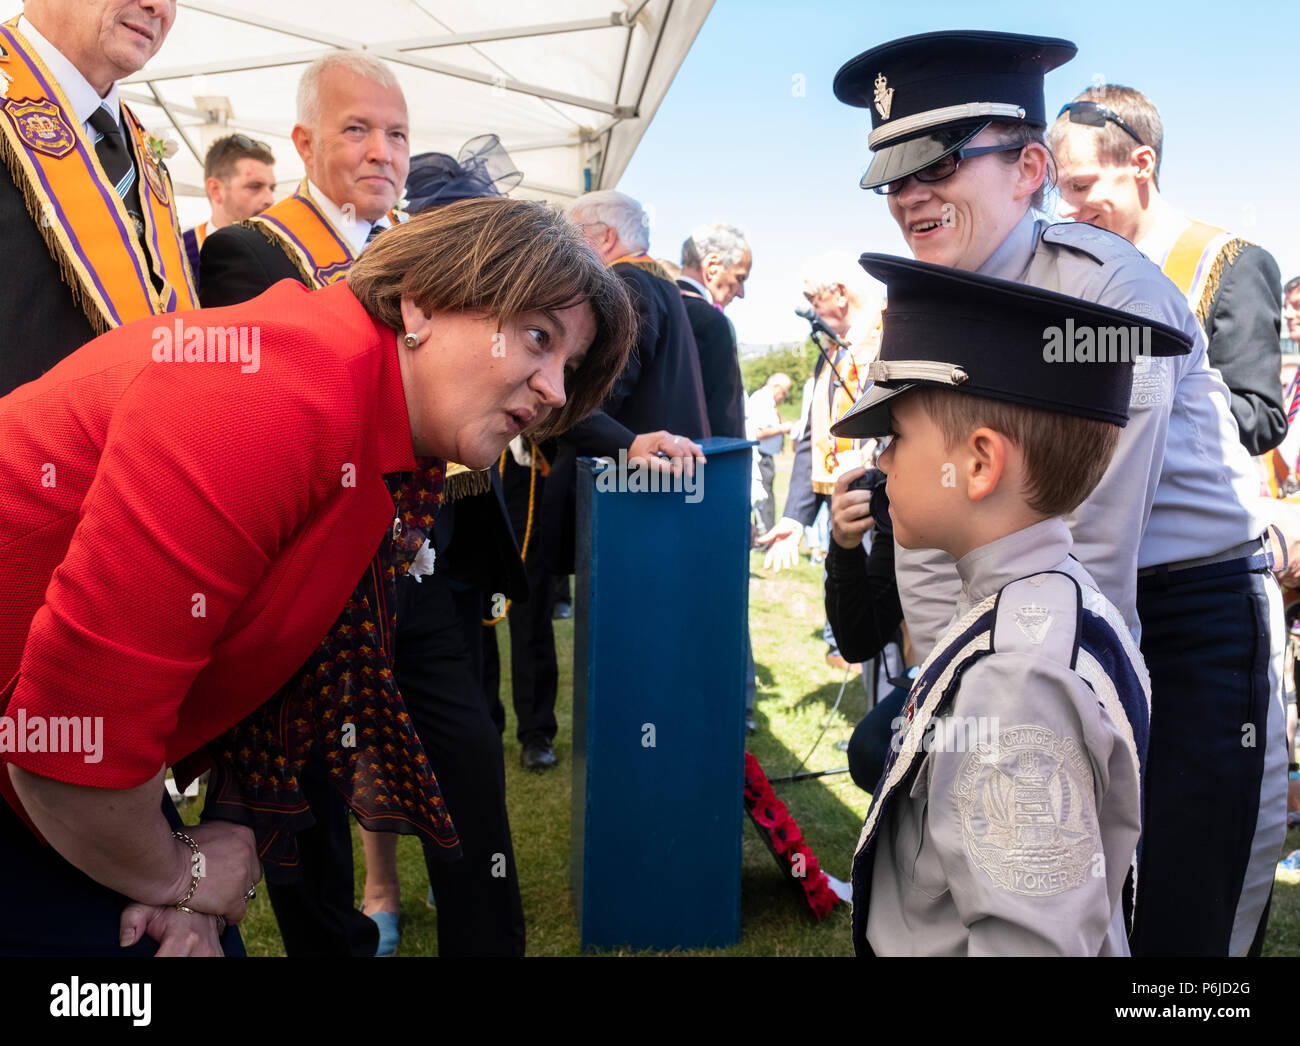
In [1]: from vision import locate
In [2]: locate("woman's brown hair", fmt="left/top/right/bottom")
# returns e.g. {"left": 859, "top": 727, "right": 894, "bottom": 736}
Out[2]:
{"left": 348, "top": 197, "right": 636, "bottom": 437}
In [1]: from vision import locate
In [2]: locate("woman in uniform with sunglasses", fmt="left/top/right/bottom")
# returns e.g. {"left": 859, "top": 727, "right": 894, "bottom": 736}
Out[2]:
{"left": 826, "top": 30, "right": 1284, "bottom": 958}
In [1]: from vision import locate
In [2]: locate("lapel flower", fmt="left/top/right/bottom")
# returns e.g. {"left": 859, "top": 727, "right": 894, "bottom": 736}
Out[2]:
{"left": 145, "top": 133, "right": 178, "bottom": 164}
{"left": 407, "top": 538, "right": 436, "bottom": 582}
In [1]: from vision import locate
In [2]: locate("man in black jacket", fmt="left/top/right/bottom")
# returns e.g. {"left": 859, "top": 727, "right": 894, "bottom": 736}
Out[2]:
{"left": 545, "top": 190, "right": 708, "bottom": 578}
{"left": 1049, "top": 85, "right": 1286, "bottom": 455}
{"left": 677, "top": 222, "right": 752, "bottom": 439}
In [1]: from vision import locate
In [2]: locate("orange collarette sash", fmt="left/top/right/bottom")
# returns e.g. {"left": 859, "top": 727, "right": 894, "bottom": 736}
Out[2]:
{"left": 814, "top": 308, "right": 884, "bottom": 494}
{"left": 246, "top": 179, "right": 407, "bottom": 289}
{"left": 1160, "top": 218, "right": 1248, "bottom": 331}
{"left": 0, "top": 20, "right": 195, "bottom": 334}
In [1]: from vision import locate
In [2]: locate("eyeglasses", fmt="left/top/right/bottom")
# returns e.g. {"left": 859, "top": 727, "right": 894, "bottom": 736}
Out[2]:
{"left": 872, "top": 142, "right": 1026, "bottom": 196}
{"left": 1057, "top": 101, "right": 1147, "bottom": 147}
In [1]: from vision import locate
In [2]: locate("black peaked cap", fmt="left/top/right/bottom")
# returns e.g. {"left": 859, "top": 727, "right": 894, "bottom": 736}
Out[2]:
{"left": 831, "top": 253, "right": 1193, "bottom": 439}
{"left": 834, "top": 30, "right": 1077, "bottom": 190}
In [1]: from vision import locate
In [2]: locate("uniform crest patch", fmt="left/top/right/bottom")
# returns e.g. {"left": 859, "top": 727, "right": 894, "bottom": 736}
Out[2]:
{"left": 956, "top": 724, "right": 1096, "bottom": 896}
{"left": 4, "top": 96, "right": 74, "bottom": 157}
{"left": 1013, "top": 602, "right": 1053, "bottom": 645}
{"left": 1130, "top": 353, "right": 1167, "bottom": 410}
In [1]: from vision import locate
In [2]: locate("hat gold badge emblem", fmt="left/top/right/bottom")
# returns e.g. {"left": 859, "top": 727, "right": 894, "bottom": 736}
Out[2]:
{"left": 873, "top": 73, "right": 893, "bottom": 120}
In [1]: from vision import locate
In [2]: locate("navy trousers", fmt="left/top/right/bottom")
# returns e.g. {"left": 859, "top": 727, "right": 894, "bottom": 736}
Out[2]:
{"left": 482, "top": 452, "right": 559, "bottom": 746}
{"left": 1130, "top": 557, "right": 1287, "bottom": 956}
{"left": 0, "top": 791, "right": 245, "bottom": 956}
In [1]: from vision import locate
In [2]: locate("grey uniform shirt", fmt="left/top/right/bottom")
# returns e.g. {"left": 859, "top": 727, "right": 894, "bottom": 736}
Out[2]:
{"left": 896, "top": 214, "right": 1265, "bottom": 662}
{"left": 867, "top": 519, "right": 1145, "bottom": 956}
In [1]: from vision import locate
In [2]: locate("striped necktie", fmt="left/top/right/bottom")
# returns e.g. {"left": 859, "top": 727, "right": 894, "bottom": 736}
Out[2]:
{"left": 364, "top": 221, "right": 386, "bottom": 247}
{"left": 88, "top": 104, "right": 143, "bottom": 232}
{"left": 1286, "top": 370, "right": 1300, "bottom": 426}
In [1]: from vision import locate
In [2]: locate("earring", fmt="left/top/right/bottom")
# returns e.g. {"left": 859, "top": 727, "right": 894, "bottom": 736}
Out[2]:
{"left": 403, "top": 333, "right": 419, "bottom": 349}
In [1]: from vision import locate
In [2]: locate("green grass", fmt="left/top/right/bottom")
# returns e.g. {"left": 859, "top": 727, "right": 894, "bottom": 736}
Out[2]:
{"left": 185, "top": 446, "right": 1300, "bottom": 956}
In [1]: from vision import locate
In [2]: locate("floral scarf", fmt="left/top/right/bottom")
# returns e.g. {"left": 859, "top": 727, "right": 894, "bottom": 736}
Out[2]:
{"left": 203, "top": 459, "right": 459, "bottom": 876}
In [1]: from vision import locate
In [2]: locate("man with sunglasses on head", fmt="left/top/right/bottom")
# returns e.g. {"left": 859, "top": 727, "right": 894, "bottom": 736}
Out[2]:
{"left": 1049, "top": 86, "right": 1285, "bottom": 455}
{"left": 829, "top": 30, "right": 1285, "bottom": 957}
{"left": 182, "top": 133, "right": 276, "bottom": 291}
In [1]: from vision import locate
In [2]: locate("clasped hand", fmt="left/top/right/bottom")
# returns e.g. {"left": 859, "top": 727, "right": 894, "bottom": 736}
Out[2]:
{"left": 122, "top": 820, "right": 261, "bottom": 956}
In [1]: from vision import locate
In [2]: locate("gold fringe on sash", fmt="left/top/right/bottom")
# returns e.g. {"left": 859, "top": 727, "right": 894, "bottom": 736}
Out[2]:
{"left": 444, "top": 463, "right": 492, "bottom": 501}
{"left": 247, "top": 218, "right": 321, "bottom": 289}
{"left": 1194, "top": 238, "right": 1248, "bottom": 330}
{"left": 0, "top": 130, "right": 112, "bottom": 336}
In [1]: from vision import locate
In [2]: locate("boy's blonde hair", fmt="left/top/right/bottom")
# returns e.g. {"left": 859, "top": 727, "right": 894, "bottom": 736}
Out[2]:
{"left": 909, "top": 388, "right": 1121, "bottom": 516}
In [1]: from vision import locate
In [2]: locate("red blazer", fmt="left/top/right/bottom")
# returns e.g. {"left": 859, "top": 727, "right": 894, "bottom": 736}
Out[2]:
{"left": 0, "top": 279, "right": 415, "bottom": 822}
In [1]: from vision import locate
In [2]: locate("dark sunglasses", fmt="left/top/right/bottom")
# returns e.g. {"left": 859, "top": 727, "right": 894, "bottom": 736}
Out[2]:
{"left": 873, "top": 142, "right": 1026, "bottom": 196}
{"left": 223, "top": 132, "right": 272, "bottom": 153}
{"left": 1057, "top": 101, "right": 1146, "bottom": 147}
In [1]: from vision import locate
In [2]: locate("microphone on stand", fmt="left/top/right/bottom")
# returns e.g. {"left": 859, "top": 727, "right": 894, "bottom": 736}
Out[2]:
{"left": 795, "top": 305, "right": 850, "bottom": 349}
{"left": 796, "top": 305, "right": 851, "bottom": 394}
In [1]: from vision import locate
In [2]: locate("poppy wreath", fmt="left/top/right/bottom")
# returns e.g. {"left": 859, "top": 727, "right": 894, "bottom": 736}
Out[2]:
{"left": 744, "top": 751, "right": 841, "bottom": 919}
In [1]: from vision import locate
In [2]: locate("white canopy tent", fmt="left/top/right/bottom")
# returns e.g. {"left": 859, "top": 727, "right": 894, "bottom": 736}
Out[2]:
{"left": 115, "top": 0, "right": 714, "bottom": 226}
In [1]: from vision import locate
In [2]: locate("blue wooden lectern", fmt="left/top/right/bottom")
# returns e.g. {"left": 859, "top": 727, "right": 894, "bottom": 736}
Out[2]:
{"left": 571, "top": 436, "right": 754, "bottom": 951}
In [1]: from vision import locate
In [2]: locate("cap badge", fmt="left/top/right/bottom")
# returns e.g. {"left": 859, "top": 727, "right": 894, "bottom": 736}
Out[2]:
{"left": 1014, "top": 603, "right": 1053, "bottom": 646}
{"left": 873, "top": 73, "right": 893, "bottom": 120}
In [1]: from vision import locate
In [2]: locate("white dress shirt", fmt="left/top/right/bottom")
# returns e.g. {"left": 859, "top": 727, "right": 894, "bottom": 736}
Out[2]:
{"left": 305, "top": 179, "right": 388, "bottom": 256}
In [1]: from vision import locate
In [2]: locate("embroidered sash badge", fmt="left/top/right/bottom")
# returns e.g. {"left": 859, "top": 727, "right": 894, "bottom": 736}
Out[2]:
{"left": 140, "top": 153, "right": 168, "bottom": 205}
{"left": 5, "top": 96, "right": 73, "bottom": 157}
{"left": 316, "top": 259, "right": 352, "bottom": 285}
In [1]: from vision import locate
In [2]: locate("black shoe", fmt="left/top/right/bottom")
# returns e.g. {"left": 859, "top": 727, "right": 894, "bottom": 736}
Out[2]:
{"left": 553, "top": 601, "right": 573, "bottom": 620}
{"left": 521, "top": 740, "right": 558, "bottom": 771}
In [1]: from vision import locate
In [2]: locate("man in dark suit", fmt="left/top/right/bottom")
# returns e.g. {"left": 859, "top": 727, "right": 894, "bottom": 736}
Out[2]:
{"left": 1, "top": 0, "right": 187, "bottom": 398}
{"left": 198, "top": 50, "right": 411, "bottom": 305}
{"left": 677, "top": 222, "right": 752, "bottom": 439}
{"left": 199, "top": 50, "right": 527, "bottom": 958}
{"left": 675, "top": 221, "right": 759, "bottom": 721}
{"left": 181, "top": 134, "right": 276, "bottom": 290}
{"left": 544, "top": 191, "right": 709, "bottom": 585}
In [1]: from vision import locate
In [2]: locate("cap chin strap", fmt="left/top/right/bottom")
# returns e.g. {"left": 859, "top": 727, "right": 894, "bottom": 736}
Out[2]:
{"left": 868, "top": 101, "right": 1027, "bottom": 148}
{"left": 868, "top": 359, "right": 970, "bottom": 386}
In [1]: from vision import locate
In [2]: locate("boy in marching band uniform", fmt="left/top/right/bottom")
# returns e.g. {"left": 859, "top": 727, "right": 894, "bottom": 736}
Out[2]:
{"left": 835, "top": 254, "right": 1190, "bottom": 955}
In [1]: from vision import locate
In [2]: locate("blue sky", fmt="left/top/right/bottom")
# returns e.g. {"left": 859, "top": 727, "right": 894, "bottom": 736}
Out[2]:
{"left": 618, "top": 0, "right": 1299, "bottom": 346}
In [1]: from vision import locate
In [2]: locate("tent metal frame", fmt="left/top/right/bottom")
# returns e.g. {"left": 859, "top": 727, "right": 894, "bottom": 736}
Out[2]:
{"left": 117, "top": 0, "right": 706, "bottom": 197}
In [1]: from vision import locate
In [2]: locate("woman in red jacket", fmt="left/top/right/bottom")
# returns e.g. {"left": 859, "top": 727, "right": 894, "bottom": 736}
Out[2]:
{"left": 0, "top": 198, "right": 635, "bottom": 956}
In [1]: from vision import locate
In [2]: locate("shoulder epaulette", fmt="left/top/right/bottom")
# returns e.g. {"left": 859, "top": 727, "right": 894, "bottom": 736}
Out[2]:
{"left": 990, "top": 571, "right": 1082, "bottom": 669}
{"left": 1041, "top": 223, "right": 1141, "bottom": 267}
